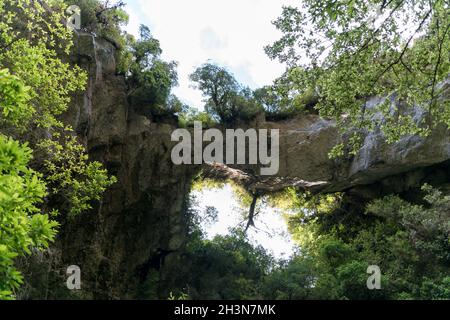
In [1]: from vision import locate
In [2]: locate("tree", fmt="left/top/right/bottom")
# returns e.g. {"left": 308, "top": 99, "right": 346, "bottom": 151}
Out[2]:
{"left": 168, "top": 228, "right": 273, "bottom": 300}
{"left": 254, "top": 67, "right": 320, "bottom": 121}
{"left": 282, "top": 184, "right": 450, "bottom": 299}
{"left": 190, "top": 63, "right": 262, "bottom": 124}
{"left": 125, "top": 25, "right": 179, "bottom": 117}
{"left": 262, "top": 256, "right": 316, "bottom": 299}
{"left": 0, "top": 135, "right": 58, "bottom": 300}
{"left": 190, "top": 63, "right": 240, "bottom": 123}
{"left": 253, "top": 86, "right": 288, "bottom": 119}
{"left": 0, "top": 69, "right": 59, "bottom": 300}
{"left": 266, "top": 0, "right": 450, "bottom": 157}
{"left": 0, "top": 0, "right": 116, "bottom": 218}
{"left": 62, "top": 0, "right": 129, "bottom": 48}
{"left": 178, "top": 107, "right": 216, "bottom": 128}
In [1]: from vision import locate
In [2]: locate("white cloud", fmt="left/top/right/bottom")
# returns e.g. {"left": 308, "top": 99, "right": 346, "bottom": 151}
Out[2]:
{"left": 125, "top": 0, "right": 298, "bottom": 108}
{"left": 199, "top": 27, "right": 228, "bottom": 51}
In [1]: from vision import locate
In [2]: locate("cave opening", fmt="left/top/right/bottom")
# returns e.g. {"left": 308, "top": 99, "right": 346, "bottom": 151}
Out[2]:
{"left": 189, "top": 179, "right": 297, "bottom": 259}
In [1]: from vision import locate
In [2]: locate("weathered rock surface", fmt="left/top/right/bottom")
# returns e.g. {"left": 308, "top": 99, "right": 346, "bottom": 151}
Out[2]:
{"left": 223, "top": 92, "right": 450, "bottom": 195}
{"left": 62, "top": 32, "right": 199, "bottom": 299}
{"left": 20, "top": 32, "right": 196, "bottom": 299}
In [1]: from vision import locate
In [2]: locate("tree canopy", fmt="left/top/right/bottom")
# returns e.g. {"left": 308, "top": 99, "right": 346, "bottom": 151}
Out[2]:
{"left": 123, "top": 25, "right": 180, "bottom": 119}
{"left": 190, "top": 63, "right": 263, "bottom": 124}
{"left": 266, "top": 0, "right": 450, "bottom": 156}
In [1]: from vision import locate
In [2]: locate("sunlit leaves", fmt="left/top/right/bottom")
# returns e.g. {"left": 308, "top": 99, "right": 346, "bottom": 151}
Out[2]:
{"left": 0, "top": 69, "right": 32, "bottom": 128}
{"left": 0, "top": 135, "right": 58, "bottom": 299}
{"left": 190, "top": 63, "right": 264, "bottom": 124}
{"left": 124, "top": 25, "right": 179, "bottom": 116}
{"left": 266, "top": 0, "right": 450, "bottom": 156}
{"left": 38, "top": 133, "right": 117, "bottom": 217}
{"left": 0, "top": 0, "right": 117, "bottom": 299}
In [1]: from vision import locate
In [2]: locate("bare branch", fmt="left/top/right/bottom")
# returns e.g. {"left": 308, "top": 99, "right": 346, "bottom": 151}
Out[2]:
{"left": 244, "top": 193, "right": 259, "bottom": 232}
{"left": 372, "top": 8, "right": 432, "bottom": 86}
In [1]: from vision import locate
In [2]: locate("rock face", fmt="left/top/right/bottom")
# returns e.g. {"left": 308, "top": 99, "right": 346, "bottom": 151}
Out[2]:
{"left": 19, "top": 32, "right": 197, "bottom": 299}
{"left": 21, "top": 32, "right": 450, "bottom": 299}
{"left": 214, "top": 97, "right": 450, "bottom": 196}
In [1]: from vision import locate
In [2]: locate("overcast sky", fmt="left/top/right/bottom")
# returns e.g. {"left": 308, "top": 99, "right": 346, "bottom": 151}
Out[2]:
{"left": 124, "top": 0, "right": 298, "bottom": 109}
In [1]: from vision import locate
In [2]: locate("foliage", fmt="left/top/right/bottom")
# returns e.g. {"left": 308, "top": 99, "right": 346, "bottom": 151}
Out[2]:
{"left": 123, "top": 25, "right": 179, "bottom": 118}
{"left": 0, "top": 69, "right": 32, "bottom": 128}
{"left": 262, "top": 255, "right": 316, "bottom": 299}
{"left": 284, "top": 184, "right": 450, "bottom": 299}
{"left": 166, "top": 94, "right": 189, "bottom": 115}
{"left": 253, "top": 85, "right": 296, "bottom": 121}
{"left": 174, "top": 227, "right": 273, "bottom": 299}
{"left": 61, "top": 0, "right": 129, "bottom": 48}
{"left": 176, "top": 183, "right": 449, "bottom": 300}
{"left": 254, "top": 68, "right": 319, "bottom": 121}
{"left": 0, "top": 0, "right": 87, "bottom": 129}
{"left": 0, "top": 46, "right": 60, "bottom": 299}
{"left": 167, "top": 291, "right": 189, "bottom": 300}
{"left": 0, "top": 135, "right": 59, "bottom": 299}
{"left": 178, "top": 107, "right": 217, "bottom": 128}
{"left": 191, "top": 178, "right": 227, "bottom": 192}
{"left": 0, "top": 0, "right": 116, "bottom": 299}
{"left": 190, "top": 63, "right": 263, "bottom": 124}
{"left": 266, "top": 0, "right": 450, "bottom": 156}
{"left": 37, "top": 132, "right": 116, "bottom": 217}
